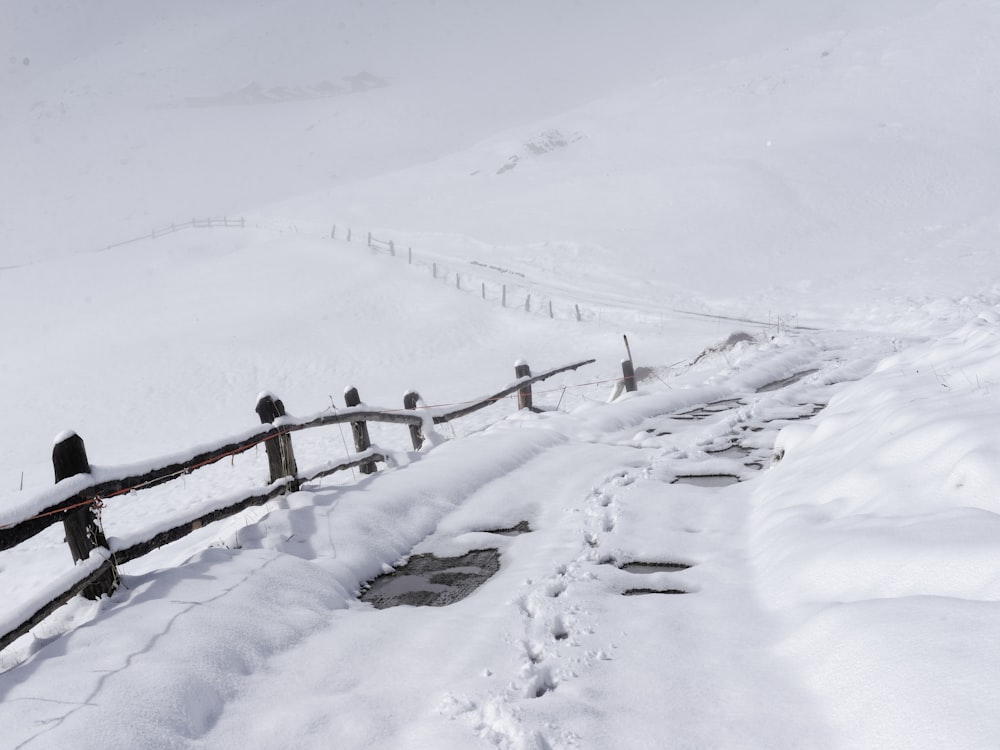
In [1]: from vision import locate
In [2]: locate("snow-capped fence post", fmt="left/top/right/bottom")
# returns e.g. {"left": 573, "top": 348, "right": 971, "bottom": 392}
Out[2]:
{"left": 403, "top": 391, "right": 424, "bottom": 450}
{"left": 515, "top": 361, "right": 533, "bottom": 410}
{"left": 52, "top": 432, "right": 119, "bottom": 599}
{"left": 255, "top": 393, "right": 300, "bottom": 491}
{"left": 344, "top": 387, "right": 376, "bottom": 475}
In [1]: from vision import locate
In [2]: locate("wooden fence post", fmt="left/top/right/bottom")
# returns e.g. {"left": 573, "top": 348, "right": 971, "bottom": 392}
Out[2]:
{"left": 548, "top": 300, "right": 553, "bottom": 319}
{"left": 621, "top": 335, "right": 637, "bottom": 392}
{"left": 347, "top": 228, "right": 352, "bottom": 242}
{"left": 403, "top": 391, "right": 424, "bottom": 450}
{"left": 255, "top": 393, "right": 300, "bottom": 491}
{"left": 389, "top": 240, "right": 395, "bottom": 256}
{"left": 344, "top": 387, "right": 376, "bottom": 474}
{"left": 525, "top": 294, "right": 531, "bottom": 313}
{"left": 408, "top": 247, "right": 412, "bottom": 265}
{"left": 515, "top": 361, "right": 533, "bottom": 410}
{"left": 331, "top": 225, "right": 336, "bottom": 239}
{"left": 621, "top": 359, "right": 637, "bottom": 393}
{"left": 53, "top": 432, "right": 119, "bottom": 599}
{"left": 367, "top": 232, "right": 372, "bottom": 248}
{"left": 456, "top": 273, "right": 460, "bottom": 290}
{"left": 502, "top": 285, "right": 507, "bottom": 308}
{"left": 481, "top": 282, "right": 486, "bottom": 300}
{"left": 432, "top": 262, "right": 437, "bottom": 279}
{"left": 575, "top": 304, "right": 582, "bottom": 322}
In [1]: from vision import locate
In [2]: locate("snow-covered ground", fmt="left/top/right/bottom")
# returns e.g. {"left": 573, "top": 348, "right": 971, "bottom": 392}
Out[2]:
{"left": 3, "top": 1, "right": 1000, "bottom": 747}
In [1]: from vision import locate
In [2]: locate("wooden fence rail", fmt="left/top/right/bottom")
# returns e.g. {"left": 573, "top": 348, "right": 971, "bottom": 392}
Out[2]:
{"left": 102, "top": 216, "right": 245, "bottom": 251}
{"left": 0, "top": 357, "right": 595, "bottom": 654}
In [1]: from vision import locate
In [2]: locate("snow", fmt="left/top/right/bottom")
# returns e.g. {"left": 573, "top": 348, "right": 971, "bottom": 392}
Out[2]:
{"left": 3, "top": 0, "right": 1000, "bottom": 747}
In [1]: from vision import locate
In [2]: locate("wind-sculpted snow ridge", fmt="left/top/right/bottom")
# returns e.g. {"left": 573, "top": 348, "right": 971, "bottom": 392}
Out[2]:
{"left": 1, "top": 327, "right": 937, "bottom": 749}
{"left": 750, "top": 311, "right": 1000, "bottom": 748}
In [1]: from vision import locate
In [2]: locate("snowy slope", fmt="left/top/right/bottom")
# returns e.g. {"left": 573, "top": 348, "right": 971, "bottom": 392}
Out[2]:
{"left": 3, "top": 0, "right": 1000, "bottom": 747}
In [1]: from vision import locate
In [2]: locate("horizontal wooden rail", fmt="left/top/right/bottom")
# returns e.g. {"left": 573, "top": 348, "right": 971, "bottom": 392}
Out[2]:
{"left": 0, "top": 554, "right": 114, "bottom": 652}
{"left": 113, "top": 480, "right": 292, "bottom": 565}
{"left": 0, "top": 425, "right": 279, "bottom": 551}
{"left": 433, "top": 358, "right": 595, "bottom": 423}
{"left": 114, "top": 447, "right": 387, "bottom": 565}
{"left": 0, "top": 449, "right": 389, "bottom": 652}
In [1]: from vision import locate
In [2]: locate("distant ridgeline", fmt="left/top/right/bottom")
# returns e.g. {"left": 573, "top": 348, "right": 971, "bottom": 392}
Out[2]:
{"left": 184, "top": 72, "right": 389, "bottom": 107}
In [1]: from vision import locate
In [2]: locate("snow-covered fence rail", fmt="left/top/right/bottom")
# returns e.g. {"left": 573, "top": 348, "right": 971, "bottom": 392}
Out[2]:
{"left": 101, "top": 216, "right": 245, "bottom": 251}
{"left": 0, "top": 358, "right": 594, "bottom": 653}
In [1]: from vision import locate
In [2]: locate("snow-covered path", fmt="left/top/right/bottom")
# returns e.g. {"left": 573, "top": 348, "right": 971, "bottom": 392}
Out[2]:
{"left": 0, "top": 330, "right": 886, "bottom": 749}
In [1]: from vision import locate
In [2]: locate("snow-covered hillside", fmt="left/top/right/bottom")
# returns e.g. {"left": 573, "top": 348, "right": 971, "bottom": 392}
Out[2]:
{"left": 2, "top": 1, "right": 1000, "bottom": 747}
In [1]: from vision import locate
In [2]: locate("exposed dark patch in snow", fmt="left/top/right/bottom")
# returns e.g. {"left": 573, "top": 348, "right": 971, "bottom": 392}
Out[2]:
{"left": 671, "top": 474, "right": 742, "bottom": 487}
{"left": 360, "top": 548, "right": 500, "bottom": 609}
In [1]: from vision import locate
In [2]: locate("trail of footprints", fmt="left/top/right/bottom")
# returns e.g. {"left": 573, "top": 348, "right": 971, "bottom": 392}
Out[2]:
{"left": 358, "top": 365, "right": 835, "bottom": 745}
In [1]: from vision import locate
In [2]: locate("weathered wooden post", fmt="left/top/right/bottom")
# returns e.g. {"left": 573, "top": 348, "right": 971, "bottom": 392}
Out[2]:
{"left": 331, "top": 225, "right": 337, "bottom": 239}
{"left": 347, "top": 228, "right": 352, "bottom": 242}
{"left": 515, "top": 361, "right": 533, "bottom": 410}
{"left": 548, "top": 300, "right": 553, "bottom": 319}
{"left": 621, "top": 335, "right": 637, "bottom": 393}
{"left": 575, "top": 304, "right": 582, "bottom": 322}
{"left": 408, "top": 247, "right": 412, "bottom": 265}
{"left": 255, "top": 393, "right": 300, "bottom": 491}
{"left": 53, "top": 432, "right": 119, "bottom": 599}
{"left": 389, "top": 240, "right": 395, "bottom": 256}
{"left": 432, "top": 262, "right": 437, "bottom": 279}
{"left": 403, "top": 391, "right": 424, "bottom": 450}
{"left": 621, "top": 359, "right": 637, "bottom": 393}
{"left": 525, "top": 294, "right": 531, "bottom": 313}
{"left": 344, "top": 387, "right": 376, "bottom": 474}
{"left": 367, "top": 232, "right": 372, "bottom": 248}
{"left": 481, "top": 282, "right": 486, "bottom": 300}
{"left": 501, "top": 285, "right": 507, "bottom": 308}
{"left": 456, "top": 273, "right": 461, "bottom": 290}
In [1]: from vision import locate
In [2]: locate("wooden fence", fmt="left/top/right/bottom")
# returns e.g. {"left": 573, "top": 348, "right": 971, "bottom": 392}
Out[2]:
{"left": 101, "top": 216, "right": 245, "bottom": 251}
{"left": 326, "top": 222, "right": 813, "bottom": 332}
{"left": 0, "top": 358, "right": 594, "bottom": 652}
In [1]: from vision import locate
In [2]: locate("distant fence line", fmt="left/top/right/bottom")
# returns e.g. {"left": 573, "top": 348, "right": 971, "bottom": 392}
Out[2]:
{"left": 91, "top": 214, "right": 797, "bottom": 332}
{"left": 329, "top": 224, "right": 589, "bottom": 324}
{"left": 326, "top": 223, "right": 811, "bottom": 332}
{"left": 101, "top": 216, "right": 245, "bottom": 252}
